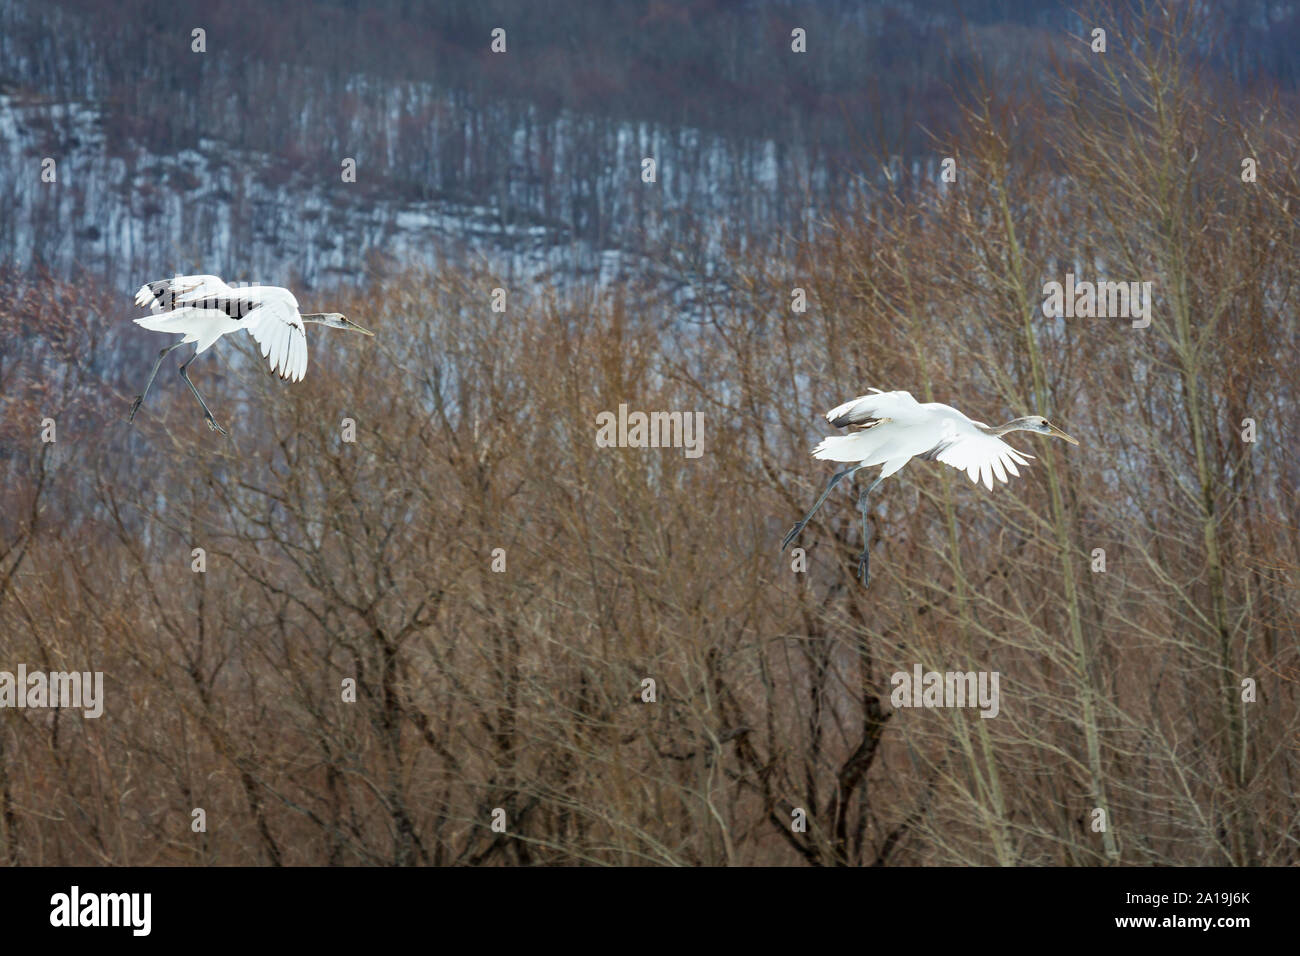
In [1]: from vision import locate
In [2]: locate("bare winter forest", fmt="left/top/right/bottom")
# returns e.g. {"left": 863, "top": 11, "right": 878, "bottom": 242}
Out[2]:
{"left": 0, "top": 1, "right": 1298, "bottom": 866}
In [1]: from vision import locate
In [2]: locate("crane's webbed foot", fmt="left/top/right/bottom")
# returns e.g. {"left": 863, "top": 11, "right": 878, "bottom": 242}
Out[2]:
{"left": 204, "top": 414, "right": 228, "bottom": 436}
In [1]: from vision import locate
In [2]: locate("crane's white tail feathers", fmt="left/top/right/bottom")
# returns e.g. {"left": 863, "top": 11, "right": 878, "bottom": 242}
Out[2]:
{"left": 133, "top": 309, "right": 202, "bottom": 333}
{"left": 133, "top": 309, "right": 233, "bottom": 353}
{"left": 813, "top": 432, "right": 884, "bottom": 462}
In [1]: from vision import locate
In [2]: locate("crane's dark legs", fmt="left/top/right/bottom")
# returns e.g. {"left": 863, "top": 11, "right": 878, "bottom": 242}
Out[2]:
{"left": 781, "top": 463, "right": 865, "bottom": 552}
{"left": 178, "top": 348, "right": 227, "bottom": 436}
{"left": 855, "top": 472, "right": 886, "bottom": 587}
{"left": 128, "top": 341, "right": 186, "bottom": 423}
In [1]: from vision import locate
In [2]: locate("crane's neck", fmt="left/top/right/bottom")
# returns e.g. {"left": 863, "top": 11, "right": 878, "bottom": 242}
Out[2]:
{"left": 982, "top": 417, "right": 1037, "bottom": 437}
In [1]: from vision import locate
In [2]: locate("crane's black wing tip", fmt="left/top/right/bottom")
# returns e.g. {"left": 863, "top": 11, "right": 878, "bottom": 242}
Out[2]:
{"left": 916, "top": 438, "right": 957, "bottom": 461}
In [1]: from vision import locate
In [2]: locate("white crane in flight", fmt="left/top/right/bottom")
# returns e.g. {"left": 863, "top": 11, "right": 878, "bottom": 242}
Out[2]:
{"left": 782, "top": 388, "right": 1079, "bottom": 586}
{"left": 126, "top": 274, "right": 372, "bottom": 434}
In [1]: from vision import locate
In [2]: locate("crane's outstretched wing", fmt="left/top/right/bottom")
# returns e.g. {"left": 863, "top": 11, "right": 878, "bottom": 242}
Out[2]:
{"left": 135, "top": 275, "right": 242, "bottom": 314}
{"left": 239, "top": 289, "right": 308, "bottom": 382}
{"left": 825, "top": 389, "right": 927, "bottom": 428}
{"left": 919, "top": 430, "right": 1034, "bottom": 491}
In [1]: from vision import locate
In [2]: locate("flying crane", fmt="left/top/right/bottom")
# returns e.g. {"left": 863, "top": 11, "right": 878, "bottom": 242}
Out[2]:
{"left": 127, "top": 274, "right": 372, "bottom": 434}
{"left": 782, "top": 389, "right": 1079, "bottom": 586}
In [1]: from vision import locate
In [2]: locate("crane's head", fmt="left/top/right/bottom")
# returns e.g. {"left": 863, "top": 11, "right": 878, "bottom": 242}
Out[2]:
{"left": 303, "top": 312, "right": 374, "bottom": 336}
{"left": 1017, "top": 416, "right": 1079, "bottom": 445}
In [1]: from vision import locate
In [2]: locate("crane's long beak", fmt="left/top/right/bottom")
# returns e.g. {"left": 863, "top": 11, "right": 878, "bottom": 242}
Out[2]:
{"left": 1048, "top": 423, "right": 1079, "bottom": 445}
{"left": 343, "top": 317, "right": 374, "bottom": 336}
